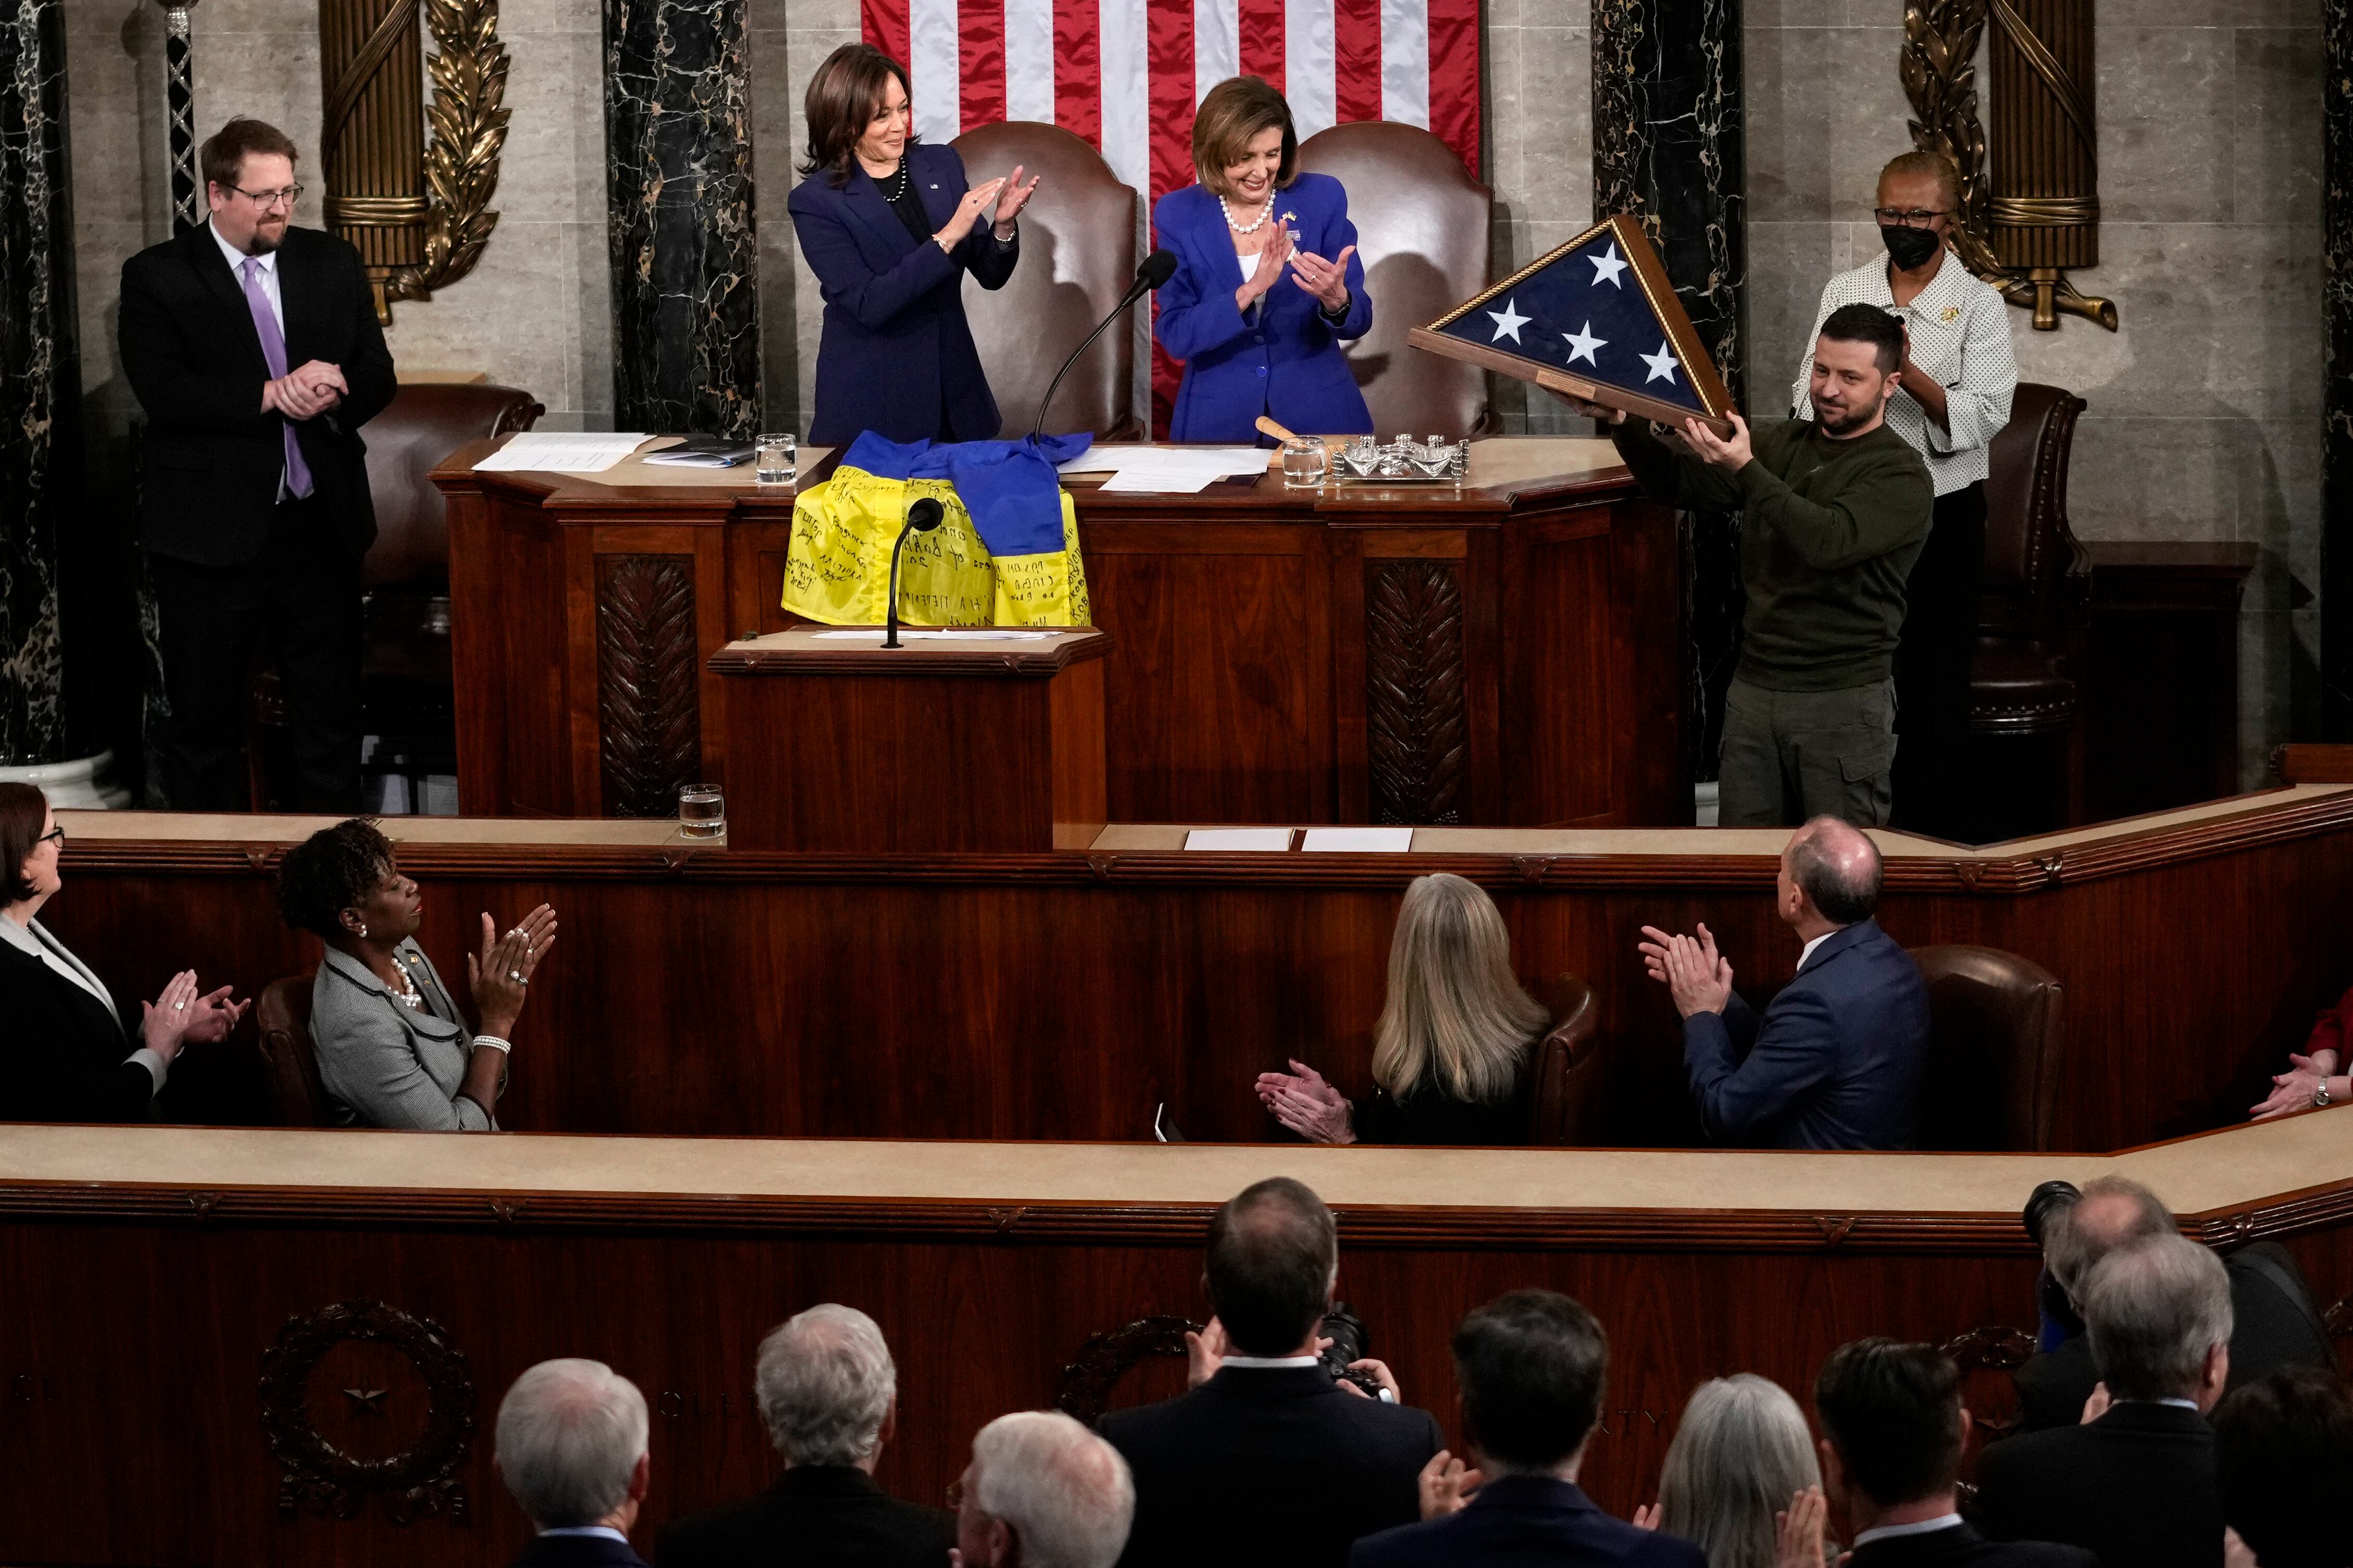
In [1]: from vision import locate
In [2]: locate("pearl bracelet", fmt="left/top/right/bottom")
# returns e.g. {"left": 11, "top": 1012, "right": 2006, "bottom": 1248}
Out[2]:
{"left": 471, "top": 1035, "right": 513, "bottom": 1056}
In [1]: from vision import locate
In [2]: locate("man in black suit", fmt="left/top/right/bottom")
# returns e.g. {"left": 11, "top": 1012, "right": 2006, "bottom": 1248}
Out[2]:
{"left": 1811, "top": 1337, "right": 2094, "bottom": 1568}
{"left": 2014, "top": 1176, "right": 2333, "bottom": 1434}
{"left": 1639, "top": 816, "right": 1931, "bottom": 1149}
{"left": 659, "top": 1303, "right": 953, "bottom": 1567}
{"left": 1976, "top": 1234, "right": 2234, "bottom": 1568}
{"left": 2214, "top": 1366, "right": 2353, "bottom": 1568}
{"left": 119, "top": 116, "right": 395, "bottom": 812}
{"left": 1100, "top": 1177, "right": 1445, "bottom": 1568}
{"left": 1350, "top": 1290, "right": 1704, "bottom": 1568}
{"left": 953, "top": 1410, "right": 1135, "bottom": 1568}
{"left": 494, "top": 1359, "right": 654, "bottom": 1567}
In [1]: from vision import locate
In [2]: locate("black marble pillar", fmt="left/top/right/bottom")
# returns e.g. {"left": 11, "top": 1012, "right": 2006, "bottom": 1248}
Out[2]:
{"left": 0, "top": 0, "right": 81, "bottom": 767}
{"left": 2323, "top": 0, "right": 2353, "bottom": 737}
{"left": 603, "top": 0, "right": 761, "bottom": 438}
{"left": 1593, "top": 0, "right": 1745, "bottom": 792}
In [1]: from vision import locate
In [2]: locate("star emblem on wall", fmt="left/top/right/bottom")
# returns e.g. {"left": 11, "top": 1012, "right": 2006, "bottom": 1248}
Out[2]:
{"left": 341, "top": 1387, "right": 389, "bottom": 1414}
{"left": 1640, "top": 343, "right": 1679, "bottom": 384}
{"left": 1562, "top": 321, "right": 1607, "bottom": 366}
{"left": 1588, "top": 243, "right": 1628, "bottom": 288}
{"left": 1486, "top": 297, "right": 1530, "bottom": 345}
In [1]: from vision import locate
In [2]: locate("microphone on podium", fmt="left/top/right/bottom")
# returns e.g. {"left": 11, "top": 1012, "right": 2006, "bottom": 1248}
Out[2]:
{"left": 882, "top": 496, "right": 946, "bottom": 650}
{"left": 1029, "top": 249, "right": 1180, "bottom": 442}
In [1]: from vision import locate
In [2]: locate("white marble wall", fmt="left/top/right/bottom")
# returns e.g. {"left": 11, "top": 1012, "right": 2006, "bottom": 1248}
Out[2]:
{"left": 67, "top": 0, "right": 614, "bottom": 432}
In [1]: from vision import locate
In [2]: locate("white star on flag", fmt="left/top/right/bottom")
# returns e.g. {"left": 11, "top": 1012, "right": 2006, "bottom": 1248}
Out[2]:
{"left": 1641, "top": 343, "right": 1680, "bottom": 384}
{"left": 1588, "top": 243, "right": 1628, "bottom": 288}
{"left": 1486, "top": 297, "right": 1530, "bottom": 345}
{"left": 1562, "top": 321, "right": 1606, "bottom": 366}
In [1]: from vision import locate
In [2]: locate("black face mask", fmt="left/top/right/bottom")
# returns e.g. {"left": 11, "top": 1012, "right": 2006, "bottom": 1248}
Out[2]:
{"left": 1881, "top": 224, "right": 1944, "bottom": 270}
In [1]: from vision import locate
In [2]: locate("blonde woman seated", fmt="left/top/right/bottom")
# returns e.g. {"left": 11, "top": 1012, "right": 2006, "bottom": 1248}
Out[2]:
{"left": 1255, "top": 873, "right": 1548, "bottom": 1145}
{"left": 1635, "top": 1374, "right": 1833, "bottom": 1568}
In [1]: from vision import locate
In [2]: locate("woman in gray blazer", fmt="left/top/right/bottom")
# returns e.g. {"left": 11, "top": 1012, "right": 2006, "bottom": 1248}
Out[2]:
{"left": 278, "top": 819, "right": 556, "bottom": 1131}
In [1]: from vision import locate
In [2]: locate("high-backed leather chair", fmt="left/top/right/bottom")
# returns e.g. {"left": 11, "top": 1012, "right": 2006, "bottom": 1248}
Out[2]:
{"left": 1912, "top": 945, "right": 2065, "bottom": 1151}
{"left": 248, "top": 382, "right": 543, "bottom": 809}
{"left": 952, "top": 122, "right": 1140, "bottom": 439}
{"left": 1527, "top": 974, "right": 1607, "bottom": 1145}
{"left": 1296, "top": 122, "right": 1491, "bottom": 437}
{"left": 254, "top": 975, "right": 332, "bottom": 1127}
{"left": 1970, "top": 384, "right": 2090, "bottom": 831}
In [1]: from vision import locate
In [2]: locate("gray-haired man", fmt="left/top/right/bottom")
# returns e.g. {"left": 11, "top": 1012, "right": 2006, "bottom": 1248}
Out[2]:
{"left": 1976, "top": 1234, "right": 2232, "bottom": 1568}
{"left": 659, "top": 1303, "right": 954, "bottom": 1567}
{"left": 494, "top": 1359, "right": 653, "bottom": 1567}
{"left": 955, "top": 1410, "right": 1135, "bottom": 1568}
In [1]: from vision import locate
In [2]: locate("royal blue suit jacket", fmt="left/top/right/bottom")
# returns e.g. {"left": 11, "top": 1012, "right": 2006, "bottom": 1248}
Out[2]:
{"left": 1683, "top": 919, "right": 1929, "bottom": 1150}
{"left": 787, "top": 142, "right": 1020, "bottom": 445}
{"left": 1152, "top": 172, "right": 1373, "bottom": 443}
{"left": 1350, "top": 1475, "right": 1706, "bottom": 1568}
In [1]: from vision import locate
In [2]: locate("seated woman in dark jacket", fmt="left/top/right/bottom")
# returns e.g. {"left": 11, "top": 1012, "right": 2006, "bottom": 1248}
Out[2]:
{"left": 0, "top": 782, "right": 247, "bottom": 1122}
{"left": 1255, "top": 872, "right": 1549, "bottom": 1145}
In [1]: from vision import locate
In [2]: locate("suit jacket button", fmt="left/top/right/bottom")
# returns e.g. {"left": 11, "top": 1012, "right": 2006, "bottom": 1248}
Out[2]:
{"left": 1256, "top": 366, "right": 1267, "bottom": 377}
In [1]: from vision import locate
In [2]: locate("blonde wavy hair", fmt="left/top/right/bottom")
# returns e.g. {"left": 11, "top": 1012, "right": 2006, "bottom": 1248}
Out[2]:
{"left": 1370, "top": 874, "right": 1548, "bottom": 1104}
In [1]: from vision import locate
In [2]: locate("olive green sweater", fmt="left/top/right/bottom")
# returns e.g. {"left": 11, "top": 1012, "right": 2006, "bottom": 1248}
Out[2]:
{"left": 1613, "top": 417, "right": 1933, "bottom": 691}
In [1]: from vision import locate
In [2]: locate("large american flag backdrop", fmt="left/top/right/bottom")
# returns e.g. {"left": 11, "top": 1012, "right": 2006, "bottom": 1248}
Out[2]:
{"left": 860, "top": 0, "right": 1484, "bottom": 427}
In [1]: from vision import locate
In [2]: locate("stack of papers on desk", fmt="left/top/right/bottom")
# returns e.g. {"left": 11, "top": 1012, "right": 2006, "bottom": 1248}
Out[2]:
{"left": 1060, "top": 446, "right": 1273, "bottom": 494}
{"left": 473, "top": 432, "right": 651, "bottom": 473}
{"left": 811, "top": 630, "right": 1055, "bottom": 642}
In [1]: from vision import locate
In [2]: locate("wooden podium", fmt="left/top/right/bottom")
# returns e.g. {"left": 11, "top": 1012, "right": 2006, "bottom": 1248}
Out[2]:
{"left": 708, "top": 625, "right": 1111, "bottom": 852}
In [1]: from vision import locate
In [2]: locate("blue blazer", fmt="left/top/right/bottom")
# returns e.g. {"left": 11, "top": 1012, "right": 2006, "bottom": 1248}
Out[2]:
{"left": 1683, "top": 919, "right": 1930, "bottom": 1150}
{"left": 1153, "top": 172, "right": 1373, "bottom": 443}
{"left": 787, "top": 142, "right": 1020, "bottom": 445}
{"left": 1350, "top": 1475, "right": 1706, "bottom": 1568}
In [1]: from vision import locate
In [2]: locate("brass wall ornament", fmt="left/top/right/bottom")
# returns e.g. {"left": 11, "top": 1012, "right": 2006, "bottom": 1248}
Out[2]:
{"left": 1900, "top": 0, "right": 2117, "bottom": 331}
{"left": 319, "top": 0, "right": 511, "bottom": 324}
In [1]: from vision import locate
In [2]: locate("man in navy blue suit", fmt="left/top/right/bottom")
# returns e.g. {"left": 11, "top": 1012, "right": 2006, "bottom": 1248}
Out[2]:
{"left": 1349, "top": 1290, "right": 1704, "bottom": 1568}
{"left": 495, "top": 1359, "right": 655, "bottom": 1567}
{"left": 1639, "top": 816, "right": 1929, "bottom": 1149}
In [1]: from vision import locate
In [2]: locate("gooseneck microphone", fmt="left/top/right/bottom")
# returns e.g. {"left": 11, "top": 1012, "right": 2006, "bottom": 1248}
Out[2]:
{"left": 1029, "top": 249, "right": 1180, "bottom": 442}
{"left": 882, "top": 496, "right": 946, "bottom": 649}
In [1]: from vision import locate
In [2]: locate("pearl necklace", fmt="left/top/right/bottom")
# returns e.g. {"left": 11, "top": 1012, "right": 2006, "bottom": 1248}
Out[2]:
{"left": 879, "top": 156, "right": 911, "bottom": 202}
{"left": 1219, "top": 191, "right": 1274, "bottom": 235}
{"left": 388, "top": 951, "right": 424, "bottom": 1010}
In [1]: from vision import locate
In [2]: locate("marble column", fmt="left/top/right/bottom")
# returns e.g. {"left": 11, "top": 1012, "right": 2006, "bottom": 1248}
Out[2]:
{"left": 1592, "top": 0, "right": 1745, "bottom": 795}
{"left": 2325, "top": 0, "right": 2353, "bottom": 738}
{"left": 0, "top": 0, "right": 80, "bottom": 767}
{"left": 603, "top": 0, "right": 762, "bottom": 437}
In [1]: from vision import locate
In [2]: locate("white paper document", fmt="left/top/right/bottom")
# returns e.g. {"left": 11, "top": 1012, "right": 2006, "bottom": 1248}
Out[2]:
{"left": 472, "top": 432, "right": 652, "bottom": 473}
{"left": 1183, "top": 827, "right": 1297, "bottom": 851}
{"left": 810, "top": 630, "right": 1055, "bottom": 641}
{"left": 1098, "top": 470, "right": 1218, "bottom": 494}
{"left": 1300, "top": 827, "right": 1416, "bottom": 852}
{"left": 1061, "top": 445, "right": 1274, "bottom": 488}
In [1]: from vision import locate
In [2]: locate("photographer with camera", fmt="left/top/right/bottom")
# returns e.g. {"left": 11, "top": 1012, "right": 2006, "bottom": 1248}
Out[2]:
{"left": 1101, "top": 1177, "right": 1443, "bottom": 1568}
{"left": 2012, "top": 1177, "right": 2333, "bottom": 1435}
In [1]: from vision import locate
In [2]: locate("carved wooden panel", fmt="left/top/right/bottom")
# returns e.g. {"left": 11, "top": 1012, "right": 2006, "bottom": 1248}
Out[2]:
{"left": 257, "top": 1300, "right": 474, "bottom": 1524}
{"left": 1365, "top": 559, "right": 1466, "bottom": 824}
{"left": 595, "top": 553, "right": 703, "bottom": 818}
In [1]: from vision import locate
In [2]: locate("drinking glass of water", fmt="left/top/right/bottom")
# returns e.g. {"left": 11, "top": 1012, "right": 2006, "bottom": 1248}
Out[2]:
{"left": 678, "top": 783, "right": 726, "bottom": 838}
{"left": 755, "top": 433, "right": 796, "bottom": 485}
{"left": 1280, "top": 436, "right": 1327, "bottom": 489}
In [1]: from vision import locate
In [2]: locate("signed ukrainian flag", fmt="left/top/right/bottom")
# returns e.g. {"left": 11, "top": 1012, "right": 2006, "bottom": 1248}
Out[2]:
{"left": 782, "top": 432, "right": 1093, "bottom": 628}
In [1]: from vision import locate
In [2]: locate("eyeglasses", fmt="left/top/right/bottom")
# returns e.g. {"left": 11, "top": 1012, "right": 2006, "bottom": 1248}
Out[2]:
{"left": 35, "top": 825, "right": 64, "bottom": 849}
{"left": 231, "top": 183, "right": 304, "bottom": 211}
{"left": 1872, "top": 207, "right": 1949, "bottom": 227}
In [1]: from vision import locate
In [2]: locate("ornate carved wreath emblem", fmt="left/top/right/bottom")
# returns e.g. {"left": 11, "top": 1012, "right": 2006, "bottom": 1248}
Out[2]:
{"left": 257, "top": 1300, "right": 475, "bottom": 1524}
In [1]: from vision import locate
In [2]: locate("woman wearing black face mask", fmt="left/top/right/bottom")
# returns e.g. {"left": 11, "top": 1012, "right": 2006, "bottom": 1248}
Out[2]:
{"left": 1789, "top": 150, "right": 2016, "bottom": 845}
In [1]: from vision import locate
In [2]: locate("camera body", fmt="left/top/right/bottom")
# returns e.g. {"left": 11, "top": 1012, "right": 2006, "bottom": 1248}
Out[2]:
{"left": 1318, "top": 1303, "right": 1389, "bottom": 1399}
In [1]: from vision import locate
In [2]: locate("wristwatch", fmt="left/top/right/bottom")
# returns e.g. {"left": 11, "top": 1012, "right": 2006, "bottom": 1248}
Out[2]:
{"left": 2316, "top": 1077, "right": 2334, "bottom": 1108}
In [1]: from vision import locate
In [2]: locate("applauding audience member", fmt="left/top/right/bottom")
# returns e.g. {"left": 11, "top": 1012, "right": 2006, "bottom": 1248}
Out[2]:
{"left": 953, "top": 1411, "right": 1135, "bottom": 1568}
{"left": 2249, "top": 982, "right": 2353, "bottom": 1120}
{"left": 1814, "top": 1338, "right": 2093, "bottom": 1568}
{"left": 661, "top": 1304, "right": 952, "bottom": 1568}
{"left": 1646, "top": 1374, "right": 1827, "bottom": 1568}
{"left": 278, "top": 819, "right": 555, "bottom": 1131}
{"left": 0, "top": 782, "right": 248, "bottom": 1122}
{"left": 493, "top": 1359, "right": 653, "bottom": 1567}
{"left": 1257, "top": 874, "right": 1549, "bottom": 1145}
{"left": 1353, "top": 1290, "right": 1704, "bottom": 1568}
{"left": 1976, "top": 1235, "right": 2233, "bottom": 1568}
{"left": 2014, "top": 1178, "right": 2331, "bottom": 1435}
{"left": 2213, "top": 1367, "right": 2353, "bottom": 1568}
{"left": 1638, "top": 816, "right": 1928, "bottom": 1149}
{"left": 1102, "top": 1177, "right": 1442, "bottom": 1568}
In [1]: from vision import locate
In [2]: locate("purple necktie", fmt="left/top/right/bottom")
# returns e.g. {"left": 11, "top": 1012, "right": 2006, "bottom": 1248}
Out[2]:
{"left": 240, "top": 256, "right": 314, "bottom": 498}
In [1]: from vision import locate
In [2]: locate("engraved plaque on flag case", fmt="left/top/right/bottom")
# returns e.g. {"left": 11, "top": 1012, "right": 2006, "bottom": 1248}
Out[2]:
{"left": 1406, "top": 214, "right": 1736, "bottom": 436}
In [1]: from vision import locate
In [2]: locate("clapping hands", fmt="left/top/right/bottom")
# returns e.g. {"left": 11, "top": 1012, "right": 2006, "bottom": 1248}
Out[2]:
{"left": 2250, "top": 1050, "right": 2336, "bottom": 1120}
{"left": 1255, "top": 1058, "right": 1356, "bottom": 1143}
{"left": 990, "top": 164, "right": 1041, "bottom": 236}
{"left": 139, "top": 970, "right": 251, "bottom": 1061}
{"left": 1289, "top": 244, "right": 1355, "bottom": 313}
{"left": 1637, "top": 922, "right": 1735, "bottom": 1019}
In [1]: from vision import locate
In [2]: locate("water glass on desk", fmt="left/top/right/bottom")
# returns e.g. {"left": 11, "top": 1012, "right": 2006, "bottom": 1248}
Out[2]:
{"left": 755, "top": 433, "right": 796, "bottom": 485}
{"left": 678, "top": 783, "right": 726, "bottom": 838}
{"left": 1281, "top": 436, "right": 1327, "bottom": 489}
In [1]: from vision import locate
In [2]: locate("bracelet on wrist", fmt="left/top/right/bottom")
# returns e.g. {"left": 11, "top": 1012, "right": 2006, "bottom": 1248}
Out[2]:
{"left": 471, "top": 1034, "right": 513, "bottom": 1056}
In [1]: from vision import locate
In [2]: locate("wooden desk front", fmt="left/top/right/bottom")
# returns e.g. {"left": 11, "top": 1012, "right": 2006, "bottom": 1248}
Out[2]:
{"left": 0, "top": 1117, "right": 2346, "bottom": 1567}
{"left": 432, "top": 437, "right": 1684, "bottom": 829}
{"left": 42, "top": 787, "right": 2353, "bottom": 1151}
